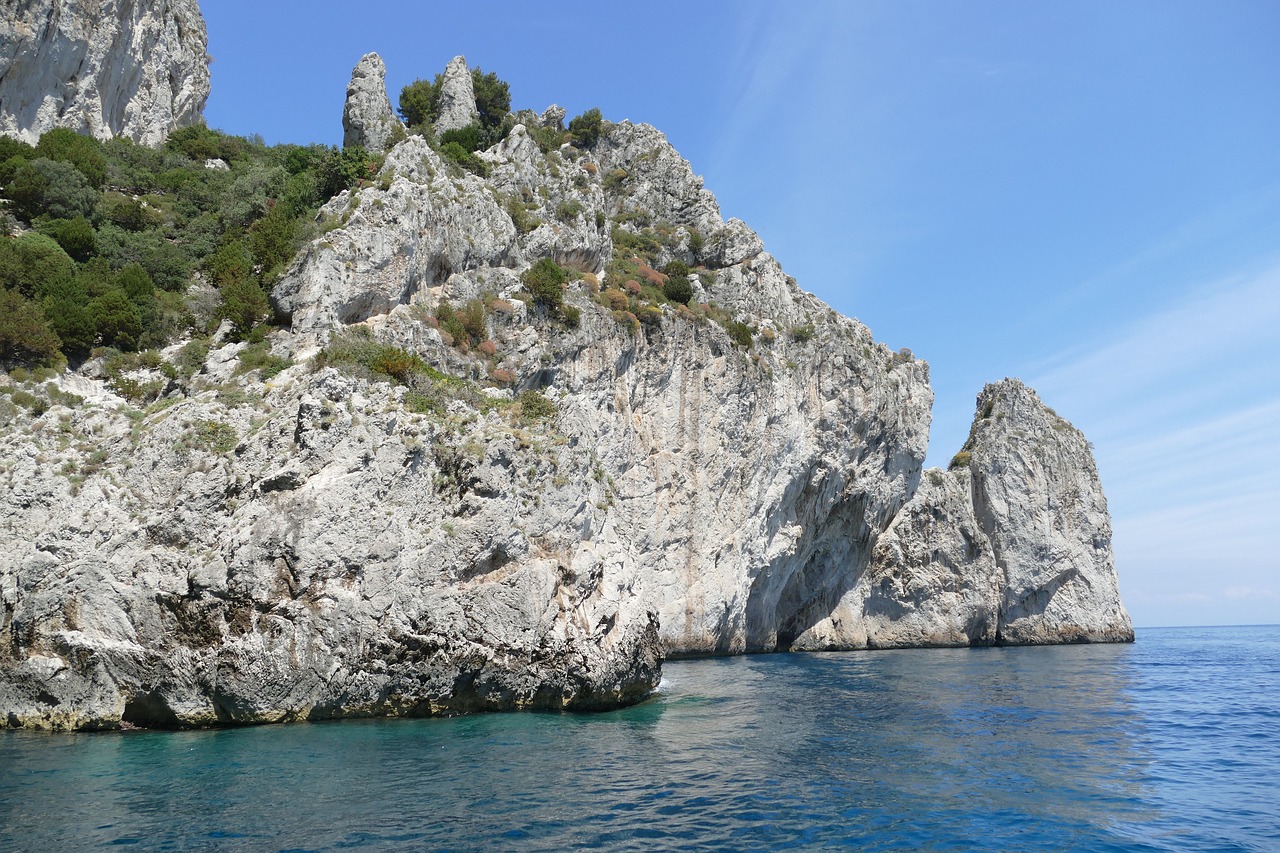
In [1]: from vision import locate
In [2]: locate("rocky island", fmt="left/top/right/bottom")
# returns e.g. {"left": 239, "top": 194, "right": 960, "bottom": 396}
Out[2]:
{"left": 0, "top": 1, "right": 1132, "bottom": 731}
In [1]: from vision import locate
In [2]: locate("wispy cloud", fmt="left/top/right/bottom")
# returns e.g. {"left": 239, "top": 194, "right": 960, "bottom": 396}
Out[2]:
{"left": 1027, "top": 261, "right": 1280, "bottom": 627}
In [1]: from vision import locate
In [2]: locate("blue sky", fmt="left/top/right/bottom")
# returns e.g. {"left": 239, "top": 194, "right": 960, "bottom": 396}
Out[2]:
{"left": 203, "top": 1, "right": 1280, "bottom": 628}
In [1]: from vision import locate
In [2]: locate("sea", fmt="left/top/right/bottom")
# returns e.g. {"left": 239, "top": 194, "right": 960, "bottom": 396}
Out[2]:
{"left": 1, "top": 625, "right": 1277, "bottom": 852}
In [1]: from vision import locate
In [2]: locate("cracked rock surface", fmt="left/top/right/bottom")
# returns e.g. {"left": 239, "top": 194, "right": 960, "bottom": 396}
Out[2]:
{"left": 0, "top": 0, "right": 210, "bottom": 145}
{"left": 0, "top": 55, "right": 1130, "bottom": 731}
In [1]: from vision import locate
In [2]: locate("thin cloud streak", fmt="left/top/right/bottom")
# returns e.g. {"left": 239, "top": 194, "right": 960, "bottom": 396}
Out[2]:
{"left": 1028, "top": 261, "right": 1280, "bottom": 627}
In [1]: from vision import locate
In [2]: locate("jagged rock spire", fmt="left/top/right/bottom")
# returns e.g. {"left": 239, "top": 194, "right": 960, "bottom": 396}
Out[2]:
{"left": 342, "top": 52, "right": 403, "bottom": 153}
{"left": 435, "top": 55, "right": 479, "bottom": 132}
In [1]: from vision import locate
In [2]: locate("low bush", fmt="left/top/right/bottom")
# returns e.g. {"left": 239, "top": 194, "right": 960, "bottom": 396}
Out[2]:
{"left": 726, "top": 321, "right": 753, "bottom": 348}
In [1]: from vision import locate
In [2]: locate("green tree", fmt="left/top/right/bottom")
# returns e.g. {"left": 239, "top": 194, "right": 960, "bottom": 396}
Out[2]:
{"left": 38, "top": 216, "right": 96, "bottom": 261}
{"left": 218, "top": 276, "right": 270, "bottom": 334}
{"left": 207, "top": 239, "right": 255, "bottom": 290}
{"left": 399, "top": 77, "right": 443, "bottom": 130}
{"left": 248, "top": 203, "right": 299, "bottom": 279}
{"left": 88, "top": 289, "right": 143, "bottom": 350}
{"left": 35, "top": 128, "right": 108, "bottom": 188}
{"left": 569, "top": 108, "right": 603, "bottom": 148}
{"left": 471, "top": 68, "right": 511, "bottom": 131}
{"left": 315, "top": 145, "right": 375, "bottom": 199}
{"left": 0, "top": 232, "right": 76, "bottom": 298}
{"left": 663, "top": 275, "right": 693, "bottom": 306}
{"left": 40, "top": 277, "right": 95, "bottom": 354}
{"left": 5, "top": 157, "right": 99, "bottom": 221}
{"left": 0, "top": 288, "right": 61, "bottom": 364}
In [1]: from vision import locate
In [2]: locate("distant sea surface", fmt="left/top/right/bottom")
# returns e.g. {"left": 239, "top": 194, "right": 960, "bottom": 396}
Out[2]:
{"left": 2, "top": 625, "right": 1278, "bottom": 852}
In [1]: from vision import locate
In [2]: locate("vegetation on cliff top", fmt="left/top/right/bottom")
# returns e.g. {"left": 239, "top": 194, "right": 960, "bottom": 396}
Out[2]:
{"left": 1, "top": 125, "right": 381, "bottom": 366}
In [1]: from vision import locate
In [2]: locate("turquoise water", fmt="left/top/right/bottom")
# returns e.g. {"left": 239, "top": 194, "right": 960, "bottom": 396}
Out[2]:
{"left": 2, "top": 626, "right": 1277, "bottom": 851}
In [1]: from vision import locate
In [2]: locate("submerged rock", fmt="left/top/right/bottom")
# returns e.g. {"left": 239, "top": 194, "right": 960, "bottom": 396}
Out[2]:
{"left": 0, "top": 0, "right": 210, "bottom": 145}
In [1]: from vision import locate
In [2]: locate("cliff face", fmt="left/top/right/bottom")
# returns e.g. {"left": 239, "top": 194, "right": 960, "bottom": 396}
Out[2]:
{"left": 842, "top": 379, "right": 1134, "bottom": 648}
{"left": 0, "top": 55, "right": 1130, "bottom": 731}
{"left": 0, "top": 0, "right": 210, "bottom": 146}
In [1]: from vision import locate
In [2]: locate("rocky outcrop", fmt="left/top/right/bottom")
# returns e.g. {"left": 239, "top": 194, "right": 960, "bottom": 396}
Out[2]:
{"left": 0, "top": 57, "right": 1131, "bottom": 731}
{"left": 827, "top": 380, "right": 1134, "bottom": 648}
{"left": 342, "top": 52, "right": 404, "bottom": 153}
{"left": 0, "top": 0, "right": 210, "bottom": 146}
{"left": 435, "top": 55, "right": 478, "bottom": 133}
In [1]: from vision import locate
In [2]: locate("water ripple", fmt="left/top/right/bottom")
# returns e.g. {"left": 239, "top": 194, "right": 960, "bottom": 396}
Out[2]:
{"left": 2, "top": 626, "right": 1277, "bottom": 851}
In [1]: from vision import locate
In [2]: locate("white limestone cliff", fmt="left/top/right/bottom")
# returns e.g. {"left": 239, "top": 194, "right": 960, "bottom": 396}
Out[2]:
{"left": 824, "top": 379, "right": 1135, "bottom": 649}
{"left": 0, "top": 54, "right": 1131, "bottom": 731}
{"left": 0, "top": 0, "right": 210, "bottom": 146}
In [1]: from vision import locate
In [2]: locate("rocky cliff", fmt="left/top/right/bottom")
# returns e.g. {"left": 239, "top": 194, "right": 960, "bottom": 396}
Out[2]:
{"left": 0, "top": 55, "right": 1130, "bottom": 731}
{"left": 844, "top": 379, "right": 1134, "bottom": 648}
{"left": 0, "top": 0, "right": 210, "bottom": 146}
{"left": 342, "top": 52, "right": 403, "bottom": 153}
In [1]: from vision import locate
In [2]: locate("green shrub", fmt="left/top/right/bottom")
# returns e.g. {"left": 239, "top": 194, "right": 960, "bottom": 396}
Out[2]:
{"left": 789, "top": 324, "right": 815, "bottom": 343}
{"left": 319, "top": 331, "right": 429, "bottom": 385}
{"left": 0, "top": 232, "right": 76, "bottom": 298}
{"left": 40, "top": 277, "right": 95, "bottom": 354}
{"left": 603, "top": 168, "right": 628, "bottom": 194}
{"left": 184, "top": 419, "right": 237, "bottom": 455}
{"left": 5, "top": 157, "right": 99, "bottom": 221}
{"left": 687, "top": 227, "right": 704, "bottom": 257}
{"left": 439, "top": 141, "right": 489, "bottom": 176}
{"left": 555, "top": 199, "right": 584, "bottom": 221}
{"left": 949, "top": 451, "right": 972, "bottom": 470}
{"left": 726, "top": 320, "right": 753, "bottom": 348}
{"left": 529, "top": 125, "right": 565, "bottom": 153}
{"left": 36, "top": 128, "right": 108, "bottom": 189}
{"left": 38, "top": 216, "right": 96, "bottom": 261}
{"left": 100, "top": 192, "right": 160, "bottom": 231}
{"left": 507, "top": 198, "right": 541, "bottom": 234}
{"left": 440, "top": 123, "right": 485, "bottom": 152}
{"left": 88, "top": 289, "right": 143, "bottom": 350}
{"left": 522, "top": 257, "right": 568, "bottom": 312}
{"left": 237, "top": 342, "right": 291, "bottom": 379}
{"left": 518, "top": 389, "right": 556, "bottom": 422}
{"left": 218, "top": 277, "right": 270, "bottom": 336}
{"left": 569, "top": 108, "right": 602, "bottom": 148}
{"left": 166, "top": 123, "right": 244, "bottom": 163}
{"left": 663, "top": 275, "right": 693, "bottom": 306}
{"left": 662, "top": 259, "right": 689, "bottom": 279}
{"left": 0, "top": 289, "right": 61, "bottom": 364}
{"left": 9, "top": 388, "right": 48, "bottom": 415}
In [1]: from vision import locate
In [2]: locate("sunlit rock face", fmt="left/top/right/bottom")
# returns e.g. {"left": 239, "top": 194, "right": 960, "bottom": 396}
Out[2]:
{"left": 0, "top": 53, "right": 1130, "bottom": 732}
{"left": 0, "top": 0, "right": 210, "bottom": 146}
{"left": 826, "top": 379, "right": 1135, "bottom": 650}
{"left": 342, "top": 52, "right": 404, "bottom": 154}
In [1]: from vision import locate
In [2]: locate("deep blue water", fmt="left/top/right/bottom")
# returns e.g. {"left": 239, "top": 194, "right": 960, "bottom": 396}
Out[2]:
{"left": 2, "top": 626, "right": 1277, "bottom": 852}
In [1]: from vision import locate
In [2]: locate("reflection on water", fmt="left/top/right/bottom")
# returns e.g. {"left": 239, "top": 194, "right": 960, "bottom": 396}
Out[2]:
{"left": 1, "top": 627, "right": 1276, "bottom": 851}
